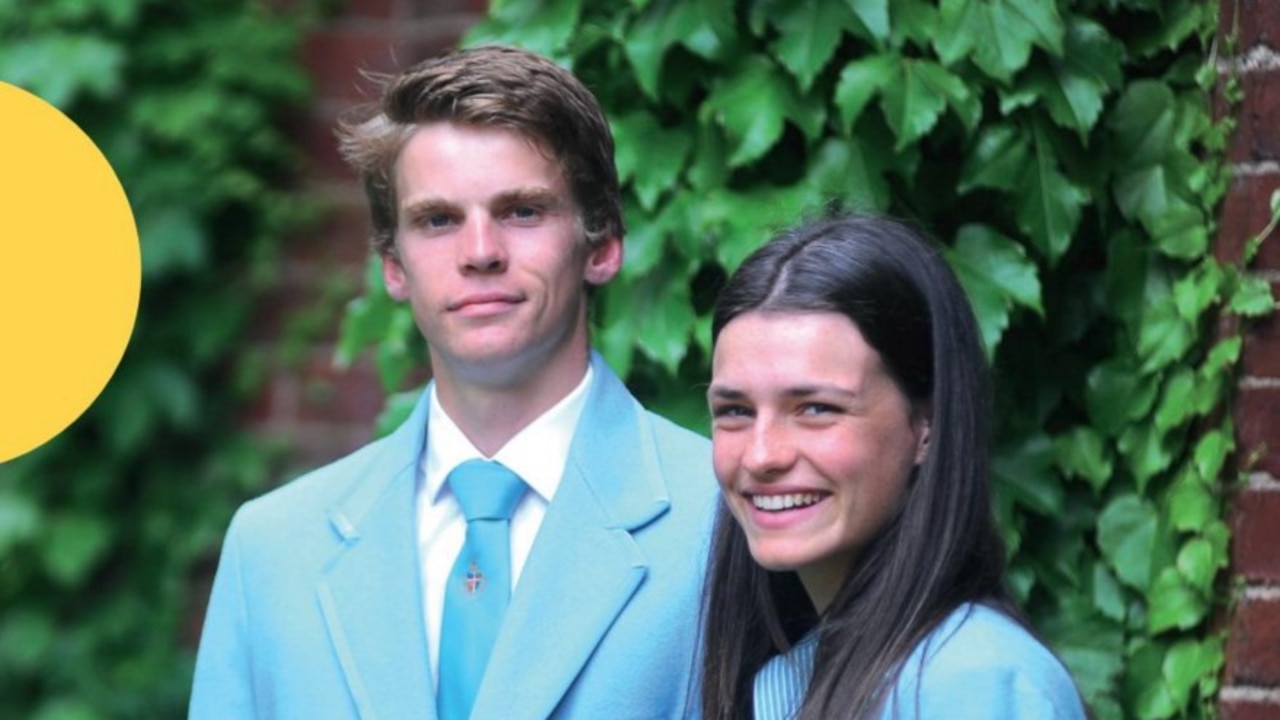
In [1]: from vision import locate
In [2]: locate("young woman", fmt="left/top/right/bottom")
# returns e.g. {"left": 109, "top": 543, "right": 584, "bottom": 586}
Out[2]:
{"left": 701, "top": 214, "right": 1086, "bottom": 719}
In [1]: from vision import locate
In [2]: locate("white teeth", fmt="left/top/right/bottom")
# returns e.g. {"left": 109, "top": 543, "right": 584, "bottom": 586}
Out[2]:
{"left": 751, "top": 493, "right": 823, "bottom": 512}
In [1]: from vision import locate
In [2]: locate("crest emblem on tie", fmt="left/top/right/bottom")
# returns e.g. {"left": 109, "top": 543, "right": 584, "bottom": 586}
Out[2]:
{"left": 464, "top": 562, "right": 485, "bottom": 596}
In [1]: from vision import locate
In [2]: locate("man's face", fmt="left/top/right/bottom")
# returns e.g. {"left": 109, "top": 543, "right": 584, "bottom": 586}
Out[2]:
{"left": 382, "top": 122, "right": 621, "bottom": 392}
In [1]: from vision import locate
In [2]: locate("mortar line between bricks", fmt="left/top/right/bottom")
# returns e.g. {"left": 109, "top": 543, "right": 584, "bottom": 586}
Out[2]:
{"left": 1216, "top": 45, "right": 1280, "bottom": 74}
{"left": 1241, "top": 376, "right": 1280, "bottom": 390}
{"left": 1243, "top": 584, "right": 1280, "bottom": 601}
{"left": 1232, "top": 160, "right": 1280, "bottom": 176}
{"left": 1220, "top": 685, "right": 1280, "bottom": 703}
{"left": 1247, "top": 472, "right": 1280, "bottom": 490}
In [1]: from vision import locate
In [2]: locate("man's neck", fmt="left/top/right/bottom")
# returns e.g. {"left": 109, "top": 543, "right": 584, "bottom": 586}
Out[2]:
{"left": 433, "top": 353, "right": 590, "bottom": 457}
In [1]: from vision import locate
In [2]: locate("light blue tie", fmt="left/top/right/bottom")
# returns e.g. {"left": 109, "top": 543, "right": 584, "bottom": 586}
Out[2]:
{"left": 437, "top": 459, "right": 526, "bottom": 720}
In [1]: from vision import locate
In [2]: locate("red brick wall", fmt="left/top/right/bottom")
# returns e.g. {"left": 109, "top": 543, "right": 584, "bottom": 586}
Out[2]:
{"left": 1219, "top": 1, "right": 1280, "bottom": 718}
{"left": 247, "top": 0, "right": 486, "bottom": 472}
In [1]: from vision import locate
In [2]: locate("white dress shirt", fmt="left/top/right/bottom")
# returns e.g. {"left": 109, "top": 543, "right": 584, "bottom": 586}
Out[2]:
{"left": 416, "top": 366, "right": 593, "bottom": 688}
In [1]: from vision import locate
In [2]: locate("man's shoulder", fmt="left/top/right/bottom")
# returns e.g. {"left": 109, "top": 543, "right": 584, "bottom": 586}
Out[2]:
{"left": 232, "top": 429, "right": 412, "bottom": 531}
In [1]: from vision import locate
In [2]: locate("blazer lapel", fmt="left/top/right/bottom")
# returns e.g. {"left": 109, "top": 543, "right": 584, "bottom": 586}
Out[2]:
{"left": 316, "top": 389, "right": 438, "bottom": 720}
{"left": 471, "top": 355, "right": 672, "bottom": 718}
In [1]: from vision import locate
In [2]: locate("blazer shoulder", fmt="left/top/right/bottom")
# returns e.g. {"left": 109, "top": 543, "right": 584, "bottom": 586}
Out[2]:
{"left": 894, "top": 604, "right": 1086, "bottom": 718}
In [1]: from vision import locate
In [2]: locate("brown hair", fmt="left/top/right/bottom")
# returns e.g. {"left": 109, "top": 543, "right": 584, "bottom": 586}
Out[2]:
{"left": 337, "top": 45, "right": 624, "bottom": 257}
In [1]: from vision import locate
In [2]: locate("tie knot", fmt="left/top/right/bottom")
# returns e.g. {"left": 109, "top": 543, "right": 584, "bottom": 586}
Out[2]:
{"left": 448, "top": 459, "right": 526, "bottom": 521}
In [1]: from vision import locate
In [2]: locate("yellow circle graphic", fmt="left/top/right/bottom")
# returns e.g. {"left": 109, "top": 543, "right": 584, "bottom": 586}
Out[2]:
{"left": 0, "top": 82, "right": 140, "bottom": 462}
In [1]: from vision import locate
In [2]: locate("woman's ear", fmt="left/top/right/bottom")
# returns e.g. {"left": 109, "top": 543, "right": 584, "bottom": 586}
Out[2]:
{"left": 913, "top": 404, "right": 932, "bottom": 465}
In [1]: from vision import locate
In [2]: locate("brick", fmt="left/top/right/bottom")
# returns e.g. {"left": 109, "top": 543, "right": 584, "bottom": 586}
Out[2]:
{"left": 1226, "top": 595, "right": 1280, "bottom": 685}
{"left": 286, "top": 192, "right": 377, "bottom": 269}
{"left": 1232, "top": 488, "right": 1280, "bottom": 581}
{"left": 291, "top": 108, "right": 361, "bottom": 182}
{"left": 1220, "top": 695, "right": 1280, "bottom": 720}
{"left": 1228, "top": 70, "right": 1280, "bottom": 164}
{"left": 1219, "top": 0, "right": 1280, "bottom": 51}
{"left": 1238, "top": 386, "right": 1280, "bottom": 477}
{"left": 301, "top": 26, "right": 407, "bottom": 103}
{"left": 1214, "top": 173, "right": 1280, "bottom": 269}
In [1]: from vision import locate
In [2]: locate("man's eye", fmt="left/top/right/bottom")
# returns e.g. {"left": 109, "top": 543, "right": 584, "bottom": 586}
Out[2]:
{"left": 425, "top": 213, "right": 452, "bottom": 228}
{"left": 510, "top": 205, "right": 541, "bottom": 220}
{"left": 799, "top": 403, "right": 839, "bottom": 416}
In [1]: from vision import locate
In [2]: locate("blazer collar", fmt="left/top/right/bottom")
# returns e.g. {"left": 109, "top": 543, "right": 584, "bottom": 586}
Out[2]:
{"left": 471, "top": 353, "right": 672, "bottom": 717}
{"left": 317, "top": 388, "right": 437, "bottom": 720}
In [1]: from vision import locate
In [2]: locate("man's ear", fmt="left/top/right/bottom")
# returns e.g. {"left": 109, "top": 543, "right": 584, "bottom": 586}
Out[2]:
{"left": 382, "top": 252, "right": 410, "bottom": 301}
{"left": 584, "top": 235, "right": 623, "bottom": 286}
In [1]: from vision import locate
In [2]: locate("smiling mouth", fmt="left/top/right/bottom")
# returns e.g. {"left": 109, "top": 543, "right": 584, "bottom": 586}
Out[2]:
{"left": 750, "top": 492, "right": 825, "bottom": 512}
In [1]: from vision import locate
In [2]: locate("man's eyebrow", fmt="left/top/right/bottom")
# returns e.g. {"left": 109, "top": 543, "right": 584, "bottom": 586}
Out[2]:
{"left": 493, "top": 186, "right": 566, "bottom": 206}
{"left": 400, "top": 196, "right": 456, "bottom": 217}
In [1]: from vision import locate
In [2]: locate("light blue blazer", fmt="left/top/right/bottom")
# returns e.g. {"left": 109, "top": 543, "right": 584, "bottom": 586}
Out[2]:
{"left": 190, "top": 354, "right": 718, "bottom": 719}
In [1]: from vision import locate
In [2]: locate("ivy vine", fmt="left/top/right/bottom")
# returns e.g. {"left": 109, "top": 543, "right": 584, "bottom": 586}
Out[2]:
{"left": 338, "top": 0, "right": 1275, "bottom": 717}
{"left": 0, "top": 2, "right": 312, "bottom": 718}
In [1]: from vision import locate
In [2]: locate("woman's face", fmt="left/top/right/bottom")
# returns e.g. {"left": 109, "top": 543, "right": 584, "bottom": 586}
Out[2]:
{"left": 708, "top": 310, "right": 929, "bottom": 611}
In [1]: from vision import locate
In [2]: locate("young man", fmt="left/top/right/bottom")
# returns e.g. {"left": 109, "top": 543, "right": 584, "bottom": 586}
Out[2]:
{"left": 190, "top": 46, "right": 717, "bottom": 719}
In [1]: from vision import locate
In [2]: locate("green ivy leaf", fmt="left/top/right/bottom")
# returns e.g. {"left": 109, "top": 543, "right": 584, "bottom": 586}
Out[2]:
{"left": 934, "top": 0, "right": 1064, "bottom": 82}
{"left": 613, "top": 111, "right": 692, "bottom": 211}
{"left": 1085, "top": 357, "right": 1154, "bottom": 436}
{"left": 1147, "top": 566, "right": 1205, "bottom": 633}
{"left": 770, "top": 0, "right": 854, "bottom": 91}
{"left": 846, "top": 0, "right": 890, "bottom": 41}
{"left": 1023, "top": 16, "right": 1122, "bottom": 138}
{"left": 1090, "top": 561, "right": 1127, "bottom": 622}
{"left": 1136, "top": 299, "right": 1195, "bottom": 374}
{"left": 889, "top": 0, "right": 937, "bottom": 47}
{"left": 945, "top": 223, "right": 1043, "bottom": 354}
{"left": 959, "top": 124, "right": 1030, "bottom": 193}
{"left": 1117, "top": 423, "right": 1175, "bottom": 492}
{"left": 1038, "top": 598, "right": 1124, "bottom": 711}
{"left": 1153, "top": 368, "right": 1195, "bottom": 431}
{"left": 40, "top": 513, "right": 113, "bottom": 586}
{"left": 1192, "top": 429, "right": 1229, "bottom": 481}
{"left": 621, "top": 0, "right": 705, "bottom": 99}
{"left": 1015, "top": 122, "right": 1087, "bottom": 265}
{"left": 374, "top": 389, "right": 420, "bottom": 439}
{"left": 878, "top": 57, "right": 954, "bottom": 150}
{"left": 1166, "top": 477, "right": 1215, "bottom": 532}
{"left": 1203, "top": 336, "right": 1242, "bottom": 376}
{"left": 698, "top": 184, "right": 813, "bottom": 270}
{"left": 1097, "top": 494, "right": 1161, "bottom": 590}
{"left": 992, "top": 433, "right": 1063, "bottom": 516}
{"left": 1108, "top": 80, "right": 1177, "bottom": 167}
{"left": 0, "top": 608, "right": 56, "bottom": 672}
{"left": 701, "top": 56, "right": 823, "bottom": 166}
{"left": 0, "top": 34, "right": 123, "bottom": 107}
{"left": 1229, "top": 274, "right": 1276, "bottom": 317}
{"left": 805, "top": 136, "right": 892, "bottom": 211}
{"left": 1053, "top": 426, "right": 1112, "bottom": 493}
{"left": 464, "top": 0, "right": 584, "bottom": 58}
{"left": 0, "top": 488, "right": 40, "bottom": 553}
{"left": 833, "top": 54, "right": 896, "bottom": 132}
{"left": 1162, "top": 639, "right": 1223, "bottom": 713}
{"left": 631, "top": 268, "right": 696, "bottom": 374}
{"left": 1175, "top": 537, "right": 1217, "bottom": 591}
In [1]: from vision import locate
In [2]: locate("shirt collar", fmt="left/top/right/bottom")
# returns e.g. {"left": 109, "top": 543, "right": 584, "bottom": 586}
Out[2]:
{"left": 424, "top": 365, "right": 594, "bottom": 505}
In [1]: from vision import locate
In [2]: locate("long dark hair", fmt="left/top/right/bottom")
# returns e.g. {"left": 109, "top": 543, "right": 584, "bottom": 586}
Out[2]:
{"left": 700, "top": 213, "right": 1015, "bottom": 719}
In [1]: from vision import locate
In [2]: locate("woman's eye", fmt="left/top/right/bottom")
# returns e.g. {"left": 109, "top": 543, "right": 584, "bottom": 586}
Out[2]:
{"left": 711, "top": 404, "right": 752, "bottom": 420}
{"left": 799, "top": 403, "right": 839, "bottom": 416}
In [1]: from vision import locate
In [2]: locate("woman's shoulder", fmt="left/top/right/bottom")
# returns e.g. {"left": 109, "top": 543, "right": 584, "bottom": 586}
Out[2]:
{"left": 886, "top": 603, "right": 1087, "bottom": 719}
